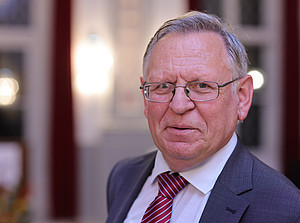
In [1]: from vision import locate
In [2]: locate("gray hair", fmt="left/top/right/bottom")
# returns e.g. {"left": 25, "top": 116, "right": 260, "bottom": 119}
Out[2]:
{"left": 143, "top": 11, "right": 248, "bottom": 80}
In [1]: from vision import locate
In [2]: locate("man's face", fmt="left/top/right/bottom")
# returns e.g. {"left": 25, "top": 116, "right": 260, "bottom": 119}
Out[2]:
{"left": 142, "top": 32, "right": 250, "bottom": 171}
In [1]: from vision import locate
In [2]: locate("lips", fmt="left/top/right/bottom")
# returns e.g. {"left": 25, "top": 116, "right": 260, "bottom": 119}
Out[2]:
{"left": 173, "top": 127, "right": 190, "bottom": 130}
{"left": 163, "top": 126, "right": 198, "bottom": 143}
{"left": 166, "top": 125, "right": 198, "bottom": 135}
{"left": 169, "top": 124, "right": 195, "bottom": 130}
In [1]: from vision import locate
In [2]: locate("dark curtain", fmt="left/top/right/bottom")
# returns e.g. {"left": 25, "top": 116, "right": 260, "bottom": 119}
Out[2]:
{"left": 283, "top": 0, "right": 300, "bottom": 185}
{"left": 50, "top": 0, "right": 77, "bottom": 218}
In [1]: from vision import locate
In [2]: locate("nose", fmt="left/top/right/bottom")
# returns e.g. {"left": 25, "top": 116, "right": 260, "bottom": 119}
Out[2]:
{"left": 169, "top": 86, "right": 195, "bottom": 114}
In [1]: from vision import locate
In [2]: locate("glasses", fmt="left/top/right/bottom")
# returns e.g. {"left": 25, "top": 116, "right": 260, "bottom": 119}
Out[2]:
{"left": 139, "top": 78, "right": 239, "bottom": 103}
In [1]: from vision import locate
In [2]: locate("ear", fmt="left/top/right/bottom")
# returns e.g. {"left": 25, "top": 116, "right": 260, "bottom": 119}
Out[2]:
{"left": 140, "top": 76, "right": 148, "bottom": 118}
{"left": 237, "top": 75, "right": 253, "bottom": 121}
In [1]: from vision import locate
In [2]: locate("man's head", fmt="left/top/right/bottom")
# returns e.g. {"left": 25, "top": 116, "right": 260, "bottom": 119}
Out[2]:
{"left": 140, "top": 11, "right": 253, "bottom": 171}
{"left": 143, "top": 11, "right": 248, "bottom": 80}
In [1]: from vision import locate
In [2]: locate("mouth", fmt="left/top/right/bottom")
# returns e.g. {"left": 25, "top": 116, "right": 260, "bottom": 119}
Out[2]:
{"left": 164, "top": 125, "right": 199, "bottom": 140}
{"left": 172, "top": 127, "right": 191, "bottom": 130}
{"left": 168, "top": 125, "right": 196, "bottom": 131}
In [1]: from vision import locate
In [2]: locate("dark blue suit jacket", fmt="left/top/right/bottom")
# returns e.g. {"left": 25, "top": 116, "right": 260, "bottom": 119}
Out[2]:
{"left": 106, "top": 139, "right": 300, "bottom": 222}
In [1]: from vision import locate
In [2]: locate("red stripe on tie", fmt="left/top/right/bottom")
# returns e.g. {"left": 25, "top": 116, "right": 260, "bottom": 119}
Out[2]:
{"left": 141, "top": 172, "right": 189, "bottom": 223}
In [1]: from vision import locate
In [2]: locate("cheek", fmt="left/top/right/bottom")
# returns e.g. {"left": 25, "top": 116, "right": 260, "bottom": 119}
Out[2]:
{"left": 213, "top": 97, "right": 239, "bottom": 128}
{"left": 146, "top": 103, "right": 168, "bottom": 126}
{"left": 146, "top": 105, "right": 169, "bottom": 145}
{"left": 197, "top": 99, "right": 238, "bottom": 131}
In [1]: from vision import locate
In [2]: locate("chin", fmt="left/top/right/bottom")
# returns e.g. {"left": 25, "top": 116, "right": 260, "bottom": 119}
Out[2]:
{"left": 160, "top": 139, "right": 212, "bottom": 163}
{"left": 163, "top": 144, "right": 202, "bottom": 160}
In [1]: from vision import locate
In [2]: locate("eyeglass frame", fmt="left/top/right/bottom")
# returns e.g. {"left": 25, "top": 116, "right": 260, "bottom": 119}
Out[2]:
{"left": 139, "top": 78, "right": 240, "bottom": 103}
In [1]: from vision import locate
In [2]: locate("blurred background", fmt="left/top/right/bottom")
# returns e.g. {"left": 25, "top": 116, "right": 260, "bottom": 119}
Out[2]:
{"left": 0, "top": 0, "right": 299, "bottom": 222}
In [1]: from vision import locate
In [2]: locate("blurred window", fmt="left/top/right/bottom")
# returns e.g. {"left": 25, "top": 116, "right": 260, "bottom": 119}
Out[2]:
{"left": 0, "top": 0, "right": 30, "bottom": 25}
{"left": 240, "top": 0, "right": 261, "bottom": 26}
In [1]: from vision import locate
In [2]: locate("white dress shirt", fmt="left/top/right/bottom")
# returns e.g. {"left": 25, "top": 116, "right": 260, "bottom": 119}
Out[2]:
{"left": 124, "top": 133, "right": 237, "bottom": 223}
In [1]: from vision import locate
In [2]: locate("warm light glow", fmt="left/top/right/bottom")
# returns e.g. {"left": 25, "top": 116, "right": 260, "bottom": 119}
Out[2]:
{"left": 75, "top": 34, "right": 113, "bottom": 96}
{"left": 248, "top": 69, "right": 265, "bottom": 90}
{"left": 0, "top": 76, "right": 19, "bottom": 106}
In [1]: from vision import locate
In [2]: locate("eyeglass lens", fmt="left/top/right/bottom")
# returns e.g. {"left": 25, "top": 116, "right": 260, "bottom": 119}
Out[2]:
{"left": 144, "top": 81, "right": 219, "bottom": 102}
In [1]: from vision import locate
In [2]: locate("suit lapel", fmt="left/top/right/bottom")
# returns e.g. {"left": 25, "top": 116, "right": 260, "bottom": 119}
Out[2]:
{"left": 199, "top": 181, "right": 250, "bottom": 222}
{"left": 199, "top": 140, "right": 253, "bottom": 223}
{"left": 107, "top": 152, "right": 156, "bottom": 223}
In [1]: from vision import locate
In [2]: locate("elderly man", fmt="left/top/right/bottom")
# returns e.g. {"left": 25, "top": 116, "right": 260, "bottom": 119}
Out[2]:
{"left": 106, "top": 11, "right": 300, "bottom": 223}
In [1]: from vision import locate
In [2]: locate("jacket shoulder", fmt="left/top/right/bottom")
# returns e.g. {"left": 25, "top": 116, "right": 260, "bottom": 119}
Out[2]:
{"left": 241, "top": 148, "right": 300, "bottom": 221}
{"left": 106, "top": 151, "right": 157, "bottom": 212}
{"left": 109, "top": 151, "right": 157, "bottom": 178}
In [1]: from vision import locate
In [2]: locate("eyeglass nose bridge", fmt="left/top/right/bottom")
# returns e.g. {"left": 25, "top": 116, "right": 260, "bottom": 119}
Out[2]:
{"left": 171, "top": 85, "right": 191, "bottom": 100}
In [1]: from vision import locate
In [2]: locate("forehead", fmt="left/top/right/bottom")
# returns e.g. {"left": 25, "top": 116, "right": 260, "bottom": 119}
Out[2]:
{"left": 146, "top": 32, "right": 231, "bottom": 81}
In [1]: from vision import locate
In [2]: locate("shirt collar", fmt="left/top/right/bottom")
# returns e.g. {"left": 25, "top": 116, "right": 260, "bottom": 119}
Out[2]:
{"left": 150, "top": 133, "right": 237, "bottom": 194}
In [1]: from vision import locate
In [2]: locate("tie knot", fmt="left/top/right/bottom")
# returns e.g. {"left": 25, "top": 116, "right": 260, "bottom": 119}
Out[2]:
{"left": 157, "top": 172, "right": 189, "bottom": 199}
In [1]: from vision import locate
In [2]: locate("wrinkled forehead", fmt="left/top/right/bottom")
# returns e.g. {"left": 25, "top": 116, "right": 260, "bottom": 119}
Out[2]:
{"left": 145, "top": 32, "right": 232, "bottom": 81}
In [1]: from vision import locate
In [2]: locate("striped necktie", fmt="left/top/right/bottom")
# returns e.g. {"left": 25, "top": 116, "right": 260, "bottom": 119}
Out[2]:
{"left": 141, "top": 172, "right": 189, "bottom": 223}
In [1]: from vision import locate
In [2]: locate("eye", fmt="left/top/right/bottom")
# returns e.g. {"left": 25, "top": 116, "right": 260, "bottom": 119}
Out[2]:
{"left": 159, "top": 83, "right": 170, "bottom": 89}
{"left": 148, "top": 83, "right": 173, "bottom": 93}
{"left": 198, "top": 83, "right": 208, "bottom": 88}
{"left": 187, "top": 81, "right": 216, "bottom": 93}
